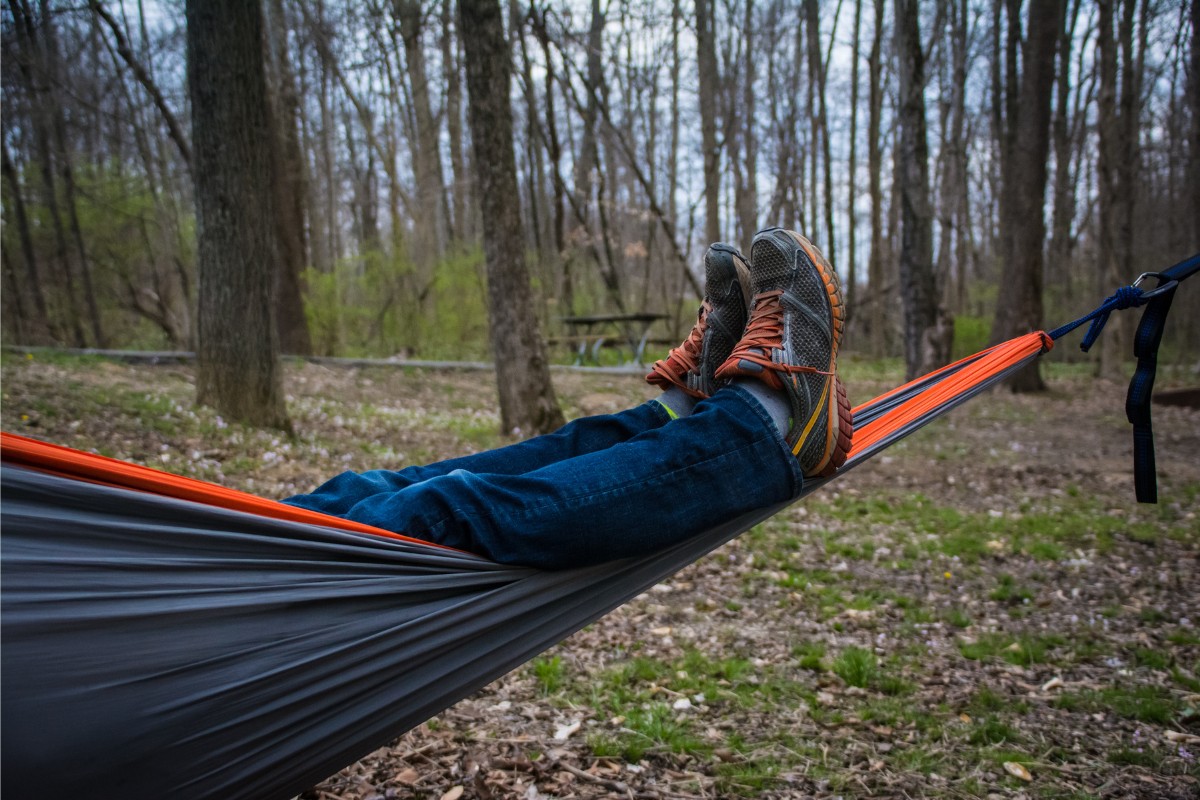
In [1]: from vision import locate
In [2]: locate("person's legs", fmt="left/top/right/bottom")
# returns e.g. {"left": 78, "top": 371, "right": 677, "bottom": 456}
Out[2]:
{"left": 287, "top": 228, "right": 852, "bottom": 570}
{"left": 287, "top": 243, "right": 753, "bottom": 518}
{"left": 284, "top": 400, "right": 671, "bottom": 517}
{"left": 291, "top": 385, "right": 803, "bottom": 569}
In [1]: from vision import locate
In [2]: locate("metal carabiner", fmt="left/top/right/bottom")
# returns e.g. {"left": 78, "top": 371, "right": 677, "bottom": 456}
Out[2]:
{"left": 1132, "top": 272, "right": 1180, "bottom": 300}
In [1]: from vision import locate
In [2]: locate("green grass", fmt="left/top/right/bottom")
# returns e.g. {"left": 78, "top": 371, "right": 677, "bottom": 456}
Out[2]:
{"left": 832, "top": 646, "right": 877, "bottom": 688}
{"left": 944, "top": 608, "right": 973, "bottom": 628}
{"left": 989, "top": 573, "right": 1034, "bottom": 604}
{"left": 588, "top": 703, "right": 709, "bottom": 762}
{"left": 1131, "top": 647, "right": 1173, "bottom": 671}
{"left": 968, "top": 717, "right": 1020, "bottom": 745}
{"left": 806, "top": 487, "right": 1195, "bottom": 566}
{"left": 1054, "top": 684, "right": 1179, "bottom": 724}
{"left": 793, "top": 642, "right": 826, "bottom": 672}
{"left": 958, "top": 633, "right": 1064, "bottom": 666}
{"left": 530, "top": 655, "right": 565, "bottom": 695}
{"left": 714, "top": 756, "right": 783, "bottom": 795}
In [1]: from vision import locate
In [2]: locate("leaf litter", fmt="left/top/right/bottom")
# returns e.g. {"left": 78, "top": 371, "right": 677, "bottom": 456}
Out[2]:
{"left": 2, "top": 355, "right": 1198, "bottom": 798}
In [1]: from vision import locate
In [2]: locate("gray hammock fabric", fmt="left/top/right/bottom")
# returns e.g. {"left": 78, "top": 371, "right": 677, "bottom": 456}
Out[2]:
{"left": 1, "top": 343, "right": 1043, "bottom": 800}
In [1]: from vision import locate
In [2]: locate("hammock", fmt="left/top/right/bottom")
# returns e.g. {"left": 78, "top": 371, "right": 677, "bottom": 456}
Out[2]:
{"left": 2, "top": 255, "right": 1195, "bottom": 800}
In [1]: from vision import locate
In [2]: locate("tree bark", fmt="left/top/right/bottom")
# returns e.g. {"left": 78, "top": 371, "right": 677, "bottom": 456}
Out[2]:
{"left": 459, "top": 0, "right": 565, "bottom": 436}
{"left": 846, "top": 0, "right": 862, "bottom": 320}
{"left": 1048, "top": 0, "right": 1081, "bottom": 288}
{"left": 894, "top": 0, "right": 949, "bottom": 380}
{"left": 530, "top": 8, "right": 570, "bottom": 311}
{"left": 265, "top": 0, "right": 314, "bottom": 356}
{"left": 187, "top": 0, "right": 290, "bottom": 430}
{"left": 936, "top": 0, "right": 969, "bottom": 314}
{"left": 695, "top": 0, "right": 721, "bottom": 244}
{"left": 442, "top": 0, "right": 469, "bottom": 242}
{"left": 1096, "top": 0, "right": 1138, "bottom": 378}
{"left": 735, "top": 0, "right": 758, "bottom": 253}
{"left": 1, "top": 141, "right": 52, "bottom": 342}
{"left": 804, "top": 0, "right": 836, "bottom": 265}
{"left": 867, "top": 0, "right": 886, "bottom": 356}
{"left": 991, "top": 0, "right": 1061, "bottom": 392}
{"left": 1191, "top": 0, "right": 1200, "bottom": 253}
{"left": 396, "top": 0, "right": 449, "bottom": 271}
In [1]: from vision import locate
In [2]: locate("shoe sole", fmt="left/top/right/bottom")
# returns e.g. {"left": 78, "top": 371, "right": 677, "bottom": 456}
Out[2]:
{"left": 755, "top": 228, "right": 853, "bottom": 477}
{"left": 695, "top": 245, "right": 751, "bottom": 395}
{"left": 647, "top": 243, "right": 750, "bottom": 397}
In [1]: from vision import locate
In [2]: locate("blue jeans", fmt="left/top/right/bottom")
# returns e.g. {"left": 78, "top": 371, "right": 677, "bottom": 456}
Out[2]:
{"left": 284, "top": 386, "right": 804, "bottom": 569}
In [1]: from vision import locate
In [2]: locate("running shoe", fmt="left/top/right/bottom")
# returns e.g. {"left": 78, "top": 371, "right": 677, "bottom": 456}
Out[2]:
{"left": 715, "top": 228, "right": 853, "bottom": 477}
{"left": 646, "top": 243, "right": 752, "bottom": 398}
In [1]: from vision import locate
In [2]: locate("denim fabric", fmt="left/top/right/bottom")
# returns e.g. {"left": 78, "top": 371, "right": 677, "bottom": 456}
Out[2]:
{"left": 284, "top": 387, "right": 803, "bottom": 569}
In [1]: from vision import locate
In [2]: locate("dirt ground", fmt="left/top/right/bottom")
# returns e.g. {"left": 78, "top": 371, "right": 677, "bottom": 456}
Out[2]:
{"left": 2, "top": 353, "right": 1198, "bottom": 799}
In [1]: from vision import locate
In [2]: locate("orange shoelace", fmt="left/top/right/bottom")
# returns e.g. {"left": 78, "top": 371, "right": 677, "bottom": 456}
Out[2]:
{"left": 651, "top": 301, "right": 710, "bottom": 380}
{"left": 720, "top": 290, "right": 834, "bottom": 388}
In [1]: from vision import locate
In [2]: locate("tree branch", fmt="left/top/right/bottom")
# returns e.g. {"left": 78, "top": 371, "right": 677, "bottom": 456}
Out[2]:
{"left": 90, "top": 0, "right": 192, "bottom": 171}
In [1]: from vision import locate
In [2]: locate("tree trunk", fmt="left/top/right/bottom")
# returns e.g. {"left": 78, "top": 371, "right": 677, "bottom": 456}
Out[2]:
{"left": 894, "top": 0, "right": 949, "bottom": 380}
{"left": 804, "top": 0, "right": 836, "bottom": 266}
{"left": 936, "top": 0, "right": 969, "bottom": 314}
{"left": 1, "top": 142, "right": 52, "bottom": 342}
{"left": 396, "top": 0, "right": 448, "bottom": 272}
{"left": 459, "top": 0, "right": 565, "bottom": 437}
{"left": 867, "top": 0, "right": 886, "bottom": 356}
{"left": 530, "top": 9, "right": 570, "bottom": 311}
{"left": 1048, "top": 0, "right": 1081, "bottom": 287}
{"left": 442, "top": 0, "right": 469, "bottom": 243}
{"left": 735, "top": 0, "right": 758, "bottom": 253}
{"left": 265, "top": 0, "right": 313, "bottom": 356}
{"left": 1191, "top": 0, "right": 1200, "bottom": 253}
{"left": 187, "top": 0, "right": 290, "bottom": 430}
{"left": 573, "top": 0, "right": 604, "bottom": 232}
{"left": 991, "top": 0, "right": 1061, "bottom": 392}
{"left": 1096, "top": 0, "right": 1138, "bottom": 378}
{"left": 695, "top": 0, "right": 721, "bottom": 244}
{"left": 846, "top": 0, "right": 861, "bottom": 320}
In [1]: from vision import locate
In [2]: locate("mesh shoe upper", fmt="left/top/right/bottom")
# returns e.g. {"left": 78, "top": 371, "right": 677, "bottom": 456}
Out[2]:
{"left": 716, "top": 228, "right": 852, "bottom": 477}
{"left": 646, "top": 244, "right": 751, "bottom": 398}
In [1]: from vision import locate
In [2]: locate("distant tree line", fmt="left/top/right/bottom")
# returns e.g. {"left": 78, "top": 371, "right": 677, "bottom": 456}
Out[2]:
{"left": 2, "top": 0, "right": 1198, "bottom": 420}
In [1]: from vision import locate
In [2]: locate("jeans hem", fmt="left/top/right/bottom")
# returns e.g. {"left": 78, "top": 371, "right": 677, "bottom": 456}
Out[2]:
{"left": 719, "top": 384, "right": 806, "bottom": 497}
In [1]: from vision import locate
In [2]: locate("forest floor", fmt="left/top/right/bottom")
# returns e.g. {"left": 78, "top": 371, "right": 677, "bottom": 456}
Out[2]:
{"left": 3, "top": 351, "right": 1199, "bottom": 800}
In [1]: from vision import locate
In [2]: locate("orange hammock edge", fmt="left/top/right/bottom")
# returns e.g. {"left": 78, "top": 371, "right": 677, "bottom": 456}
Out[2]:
{"left": 0, "top": 430, "right": 451, "bottom": 549}
{"left": 2, "top": 330, "right": 1052, "bottom": 543}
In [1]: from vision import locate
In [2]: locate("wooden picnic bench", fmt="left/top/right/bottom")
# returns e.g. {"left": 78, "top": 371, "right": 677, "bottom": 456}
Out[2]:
{"left": 560, "top": 312, "right": 668, "bottom": 366}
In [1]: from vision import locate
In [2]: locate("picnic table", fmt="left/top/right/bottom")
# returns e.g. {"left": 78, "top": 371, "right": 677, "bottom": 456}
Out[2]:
{"left": 561, "top": 312, "right": 668, "bottom": 366}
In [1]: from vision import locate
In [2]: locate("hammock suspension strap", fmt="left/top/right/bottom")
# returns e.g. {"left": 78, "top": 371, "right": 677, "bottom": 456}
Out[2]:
{"left": 1046, "top": 253, "right": 1200, "bottom": 504}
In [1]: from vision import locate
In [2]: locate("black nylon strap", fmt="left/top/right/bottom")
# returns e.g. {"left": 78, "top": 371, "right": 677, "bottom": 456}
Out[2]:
{"left": 1126, "top": 282, "right": 1175, "bottom": 503}
{"left": 1124, "top": 252, "right": 1198, "bottom": 504}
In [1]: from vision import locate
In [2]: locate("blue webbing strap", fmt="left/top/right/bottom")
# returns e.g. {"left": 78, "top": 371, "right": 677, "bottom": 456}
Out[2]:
{"left": 1048, "top": 252, "right": 1199, "bottom": 504}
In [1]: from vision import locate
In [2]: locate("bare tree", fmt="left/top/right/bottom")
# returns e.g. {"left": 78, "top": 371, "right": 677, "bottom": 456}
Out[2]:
{"left": 894, "top": 0, "right": 950, "bottom": 379}
{"left": 1047, "top": 0, "right": 1084, "bottom": 294}
{"left": 395, "top": 0, "right": 448, "bottom": 270}
{"left": 991, "top": 0, "right": 1062, "bottom": 392}
{"left": 1096, "top": 0, "right": 1139, "bottom": 377}
{"left": 1, "top": 139, "right": 52, "bottom": 341}
{"left": 459, "top": 0, "right": 564, "bottom": 436}
{"left": 265, "top": 0, "right": 313, "bottom": 356}
{"left": 866, "top": 0, "right": 888, "bottom": 356}
{"left": 696, "top": 0, "right": 721, "bottom": 245}
{"left": 1191, "top": 0, "right": 1200, "bottom": 254}
{"left": 846, "top": 0, "right": 862, "bottom": 318}
{"left": 187, "top": 0, "right": 290, "bottom": 429}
